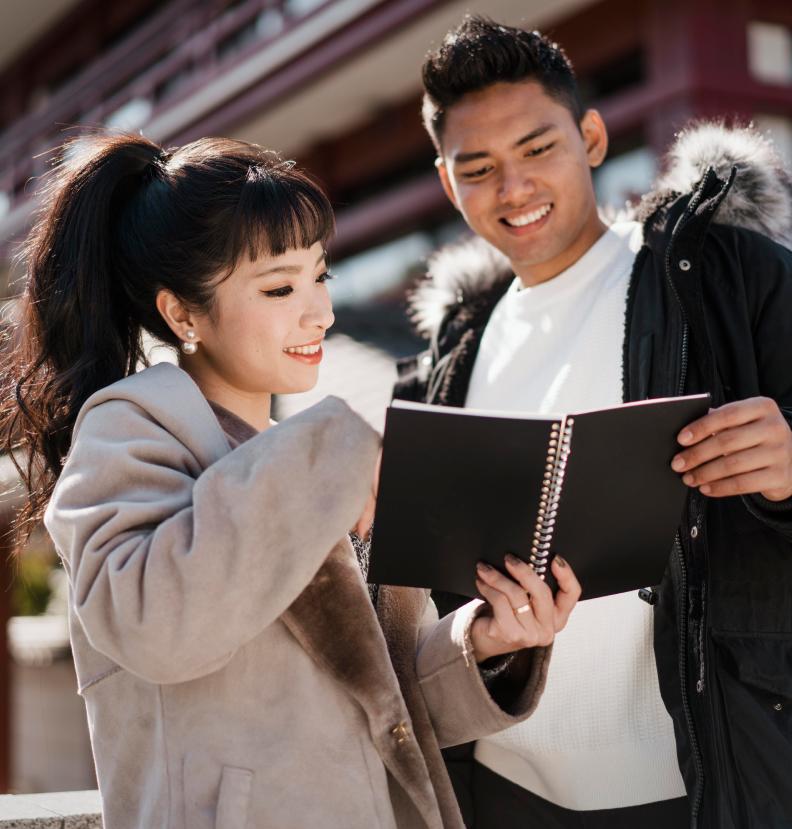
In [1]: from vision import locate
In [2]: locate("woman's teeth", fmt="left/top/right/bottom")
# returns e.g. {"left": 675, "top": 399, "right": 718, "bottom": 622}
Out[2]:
{"left": 503, "top": 204, "right": 552, "bottom": 227}
{"left": 283, "top": 344, "right": 321, "bottom": 355}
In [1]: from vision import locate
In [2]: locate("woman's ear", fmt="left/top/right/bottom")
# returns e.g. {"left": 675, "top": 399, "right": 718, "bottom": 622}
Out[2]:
{"left": 155, "top": 289, "right": 201, "bottom": 344}
{"left": 580, "top": 109, "right": 609, "bottom": 169}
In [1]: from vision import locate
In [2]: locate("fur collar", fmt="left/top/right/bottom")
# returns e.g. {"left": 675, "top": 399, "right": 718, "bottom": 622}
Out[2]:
{"left": 410, "top": 122, "right": 792, "bottom": 339}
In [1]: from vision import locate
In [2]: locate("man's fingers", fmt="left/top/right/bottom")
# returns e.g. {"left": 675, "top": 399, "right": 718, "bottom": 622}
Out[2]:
{"left": 551, "top": 555, "right": 581, "bottom": 631}
{"left": 698, "top": 469, "right": 777, "bottom": 498}
{"left": 673, "top": 420, "right": 767, "bottom": 472}
{"left": 681, "top": 445, "right": 776, "bottom": 487}
{"left": 677, "top": 397, "right": 775, "bottom": 447}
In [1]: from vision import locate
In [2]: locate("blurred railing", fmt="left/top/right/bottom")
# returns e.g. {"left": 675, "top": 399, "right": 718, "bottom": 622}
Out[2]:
{"left": 0, "top": 0, "right": 333, "bottom": 222}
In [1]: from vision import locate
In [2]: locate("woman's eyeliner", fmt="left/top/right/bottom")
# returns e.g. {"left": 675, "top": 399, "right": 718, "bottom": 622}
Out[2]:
{"left": 262, "top": 271, "right": 334, "bottom": 298}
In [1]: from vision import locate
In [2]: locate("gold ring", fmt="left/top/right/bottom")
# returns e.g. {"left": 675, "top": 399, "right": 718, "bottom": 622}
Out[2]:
{"left": 514, "top": 602, "right": 532, "bottom": 615}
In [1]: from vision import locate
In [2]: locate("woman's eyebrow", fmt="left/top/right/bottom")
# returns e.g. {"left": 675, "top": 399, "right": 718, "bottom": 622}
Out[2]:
{"left": 255, "top": 253, "right": 325, "bottom": 278}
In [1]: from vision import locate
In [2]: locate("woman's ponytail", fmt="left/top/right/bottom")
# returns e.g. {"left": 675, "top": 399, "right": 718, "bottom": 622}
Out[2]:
{"left": 1, "top": 133, "right": 166, "bottom": 549}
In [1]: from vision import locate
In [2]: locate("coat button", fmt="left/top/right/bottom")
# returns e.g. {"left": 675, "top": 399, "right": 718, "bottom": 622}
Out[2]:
{"left": 679, "top": 259, "right": 692, "bottom": 271}
{"left": 391, "top": 721, "right": 410, "bottom": 745}
{"left": 421, "top": 354, "right": 432, "bottom": 367}
{"left": 774, "top": 702, "right": 783, "bottom": 711}
{"left": 690, "top": 526, "right": 699, "bottom": 539}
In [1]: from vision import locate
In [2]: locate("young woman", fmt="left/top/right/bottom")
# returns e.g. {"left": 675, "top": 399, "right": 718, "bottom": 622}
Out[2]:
{"left": 0, "top": 133, "right": 580, "bottom": 829}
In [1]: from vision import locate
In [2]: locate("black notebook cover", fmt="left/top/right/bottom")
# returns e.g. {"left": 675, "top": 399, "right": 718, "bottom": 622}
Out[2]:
{"left": 368, "top": 394, "right": 710, "bottom": 600}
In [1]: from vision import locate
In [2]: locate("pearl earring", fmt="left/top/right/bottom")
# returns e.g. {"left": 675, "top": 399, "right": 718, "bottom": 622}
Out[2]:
{"left": 181, "top": 330, "right": 198, "bottom": 355}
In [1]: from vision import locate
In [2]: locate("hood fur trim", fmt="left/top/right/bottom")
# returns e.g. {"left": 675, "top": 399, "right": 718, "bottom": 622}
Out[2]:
{"left": 649, "top": 121, "right": 792, "bottom": 248}
{"left": 409, "top": 235, "right": 511, "bottom": 338}
{"left": 410, "top": 122, "right": 792, "bottom": 338}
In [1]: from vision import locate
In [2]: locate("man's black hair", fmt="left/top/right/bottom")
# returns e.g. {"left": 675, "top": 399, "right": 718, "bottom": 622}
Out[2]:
{"left": 421, "top": 15, "right": 584, "bottom": 151}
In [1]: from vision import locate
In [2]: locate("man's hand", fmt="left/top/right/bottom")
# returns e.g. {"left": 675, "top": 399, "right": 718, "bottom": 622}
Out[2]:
{"left": 471, "top": 554, "right": 581, "bottom": 662}
{"left": 672, "top": 397, "right": 792, "bottom": 501}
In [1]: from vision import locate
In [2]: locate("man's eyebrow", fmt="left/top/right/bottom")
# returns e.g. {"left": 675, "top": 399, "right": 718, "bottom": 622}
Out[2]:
{"left": 255, "top": 253, "right": 326, "bottom": 277}
{"left": 515, "top": 123, "right": 555, "bottom": 147}
{"left": 453, "top": 123, "right": 556, "bottom": 164}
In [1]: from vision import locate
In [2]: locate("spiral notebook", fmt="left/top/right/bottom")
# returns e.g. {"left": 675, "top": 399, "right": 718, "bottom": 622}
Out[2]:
{"left": 368, "top": 394, "right": 710, "bottom": 600}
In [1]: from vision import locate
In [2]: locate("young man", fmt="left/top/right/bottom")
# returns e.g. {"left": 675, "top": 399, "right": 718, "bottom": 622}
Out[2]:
{"left": 395, "top": 16, "right": 792, "bottom": 829}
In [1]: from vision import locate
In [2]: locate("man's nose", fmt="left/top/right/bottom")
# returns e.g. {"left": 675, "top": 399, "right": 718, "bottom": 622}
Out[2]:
{"left": 498, "top": 163, "right": 536, "bottom": 206}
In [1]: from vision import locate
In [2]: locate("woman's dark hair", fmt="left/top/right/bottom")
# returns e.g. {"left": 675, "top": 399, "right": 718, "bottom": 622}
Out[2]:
{"left": 421, "top": 15, "right": 584, "bottom": 151}
{"left": 0, "top": 131, "right": 334, "bottom": 550}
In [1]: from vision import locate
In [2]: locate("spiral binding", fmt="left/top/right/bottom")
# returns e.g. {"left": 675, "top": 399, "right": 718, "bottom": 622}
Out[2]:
{"left": 529, "top": 415, "right": 575, "bottom": 579}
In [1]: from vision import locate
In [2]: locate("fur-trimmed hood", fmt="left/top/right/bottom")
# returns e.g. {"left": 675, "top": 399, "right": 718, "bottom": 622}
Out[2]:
{"left": 410, "top": 122, "right": 792, "bottom": 338}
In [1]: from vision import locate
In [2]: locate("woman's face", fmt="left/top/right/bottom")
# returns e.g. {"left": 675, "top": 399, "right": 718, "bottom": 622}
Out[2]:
{"left": 186, "top": 241, "right": 334, "bottom": 399}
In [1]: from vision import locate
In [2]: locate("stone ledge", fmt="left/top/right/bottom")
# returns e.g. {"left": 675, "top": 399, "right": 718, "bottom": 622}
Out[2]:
{"left": 0, "top": 791, "right": 101, "bottom": 828}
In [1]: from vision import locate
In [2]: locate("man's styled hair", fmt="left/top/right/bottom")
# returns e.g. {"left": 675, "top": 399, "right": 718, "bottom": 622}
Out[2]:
{"left": 421, "top": 15, "right": 584, "bottom": 151}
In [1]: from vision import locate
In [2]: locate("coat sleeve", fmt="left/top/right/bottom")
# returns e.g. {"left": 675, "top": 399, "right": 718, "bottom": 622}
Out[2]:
{"left": 737, "top": 232, "right": 792, "bottom": 537}
{"left": 45, "top": 396, "right": 380, "bottom": 684}
{"left": 413, "top": 597, "right": 550, "bottom": 747}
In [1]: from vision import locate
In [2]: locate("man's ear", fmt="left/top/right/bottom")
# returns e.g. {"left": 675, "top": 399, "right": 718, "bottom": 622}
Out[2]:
{"left": 435, "top": 157, "right": 460, "bottom": 210}
{"left": 580, "top": 109, "right": 608, "bottom": 169}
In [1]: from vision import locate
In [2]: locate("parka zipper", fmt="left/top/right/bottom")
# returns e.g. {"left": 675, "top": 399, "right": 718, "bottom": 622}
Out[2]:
{"left": 664, "top": 190, "right": 708, "bottom": 827}
{"left": 675, "top": 533, "right": 705, "bottom": 826}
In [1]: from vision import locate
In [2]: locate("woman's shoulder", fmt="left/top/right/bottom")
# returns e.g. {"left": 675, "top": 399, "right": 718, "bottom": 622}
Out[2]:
{"left": 71, "top": 362, "right": 228, "bottom": 463}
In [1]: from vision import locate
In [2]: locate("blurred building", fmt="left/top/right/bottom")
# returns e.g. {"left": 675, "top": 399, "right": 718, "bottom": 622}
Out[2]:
{"left": 0, "top": 0, "right": 790, "bottom": 793}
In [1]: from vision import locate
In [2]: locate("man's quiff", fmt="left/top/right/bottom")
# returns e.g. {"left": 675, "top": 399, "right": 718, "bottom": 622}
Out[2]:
{"left": 421, "top": 15, "right": 584, "bottom": 151}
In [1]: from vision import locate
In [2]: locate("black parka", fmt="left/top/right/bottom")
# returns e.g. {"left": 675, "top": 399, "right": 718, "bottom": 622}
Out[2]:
{"left": 394, "top": 126, "right": 792, "bottom": 829}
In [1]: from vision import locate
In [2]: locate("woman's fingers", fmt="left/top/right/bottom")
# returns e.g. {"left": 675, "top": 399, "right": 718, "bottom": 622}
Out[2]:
{"left": 475, "top": 578, "right": 531, "bottom": 645}
{"left": 550, "top": 555, "right": 582, "bottom": 631}
{"left": 502, "top": 554, "right": 555, "bottom": 630}
{"left": 353, "top": 490, "right": 376, "bottom": 539}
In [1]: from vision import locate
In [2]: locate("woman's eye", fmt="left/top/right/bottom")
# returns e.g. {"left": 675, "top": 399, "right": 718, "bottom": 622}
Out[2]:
{"left": 263, "top": 286, "right": 293, "bottom": 298}
{"left": 316, "top": 271, "right": 335, "bottom": 283}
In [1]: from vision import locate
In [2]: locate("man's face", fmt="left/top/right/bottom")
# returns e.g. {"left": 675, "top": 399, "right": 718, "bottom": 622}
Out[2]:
{"left": 437, "top": 81, "right": 608, "bottom": 286}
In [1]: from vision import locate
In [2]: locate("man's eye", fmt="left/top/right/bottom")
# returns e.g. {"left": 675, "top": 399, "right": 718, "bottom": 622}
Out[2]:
{"left": 526, "top": 143, "right": 554, "bottom": 158}
{"left": 461, "top": 166, "right": 491, "bottom": 180}
{"left": 263, "top": 286, "right": 292, "bottom": 298}
{"left": 316, "top": 271, "right": 335, "bottom": 283}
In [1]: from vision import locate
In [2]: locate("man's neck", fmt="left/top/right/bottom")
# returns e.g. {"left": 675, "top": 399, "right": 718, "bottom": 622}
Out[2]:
{"left": 513, "top": 217, "right": 608, "bottom": 288}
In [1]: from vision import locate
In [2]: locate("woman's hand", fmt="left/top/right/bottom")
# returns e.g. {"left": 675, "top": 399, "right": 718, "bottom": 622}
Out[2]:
{"left": 471, "top": 554, "right": 581, "bottom": 662}
{"left": 354, "top": 449, "right": 381, "bottom": 539}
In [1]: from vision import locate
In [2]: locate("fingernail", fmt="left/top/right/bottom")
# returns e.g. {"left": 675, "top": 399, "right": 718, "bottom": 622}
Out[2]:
{"left": 672, "top": 456, "right": 686, "bottom": 471}
{"left": 679, "top": 430, "right": 693, "bottom": 445}
{"left": 700, "top": 484, "right": 711, "bottom": 495}
{"left": 683, "top": 473, "right": 694, "bottom": 486}
{"left": 504, "top": 553, "right": 522, "bottom": 566}
{"left": 554, "top": 555, "right": 567, "bottom": 567}
{"left": 477, "top": 561, "right": 493, "bottom": 571}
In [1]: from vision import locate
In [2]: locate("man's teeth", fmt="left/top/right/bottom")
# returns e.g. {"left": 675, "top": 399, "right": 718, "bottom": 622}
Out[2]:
{"left": 504, "top": 204, "right": 552, "bottom": 227}
{"left": 284, "top": 344, "right": 321, "bottom": 355}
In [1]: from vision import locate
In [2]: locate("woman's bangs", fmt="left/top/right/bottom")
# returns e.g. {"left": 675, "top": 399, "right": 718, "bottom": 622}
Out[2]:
{"left": 232, "top": 169, "right": 335, "bottom": 265}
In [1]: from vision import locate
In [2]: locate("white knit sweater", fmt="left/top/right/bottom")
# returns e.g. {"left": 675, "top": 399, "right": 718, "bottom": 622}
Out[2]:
{"left": 467, "top": 221, "right": 687, "bottom": 810}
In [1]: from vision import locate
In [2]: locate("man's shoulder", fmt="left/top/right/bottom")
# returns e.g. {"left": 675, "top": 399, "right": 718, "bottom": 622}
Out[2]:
{"left": 407, "top": 234, "right": 512, "bottom": 344}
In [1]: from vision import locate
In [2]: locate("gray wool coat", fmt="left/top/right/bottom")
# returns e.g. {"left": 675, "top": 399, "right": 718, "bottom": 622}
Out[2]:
{"left": 44, "top": 363, "right": 549, "bottom": 829}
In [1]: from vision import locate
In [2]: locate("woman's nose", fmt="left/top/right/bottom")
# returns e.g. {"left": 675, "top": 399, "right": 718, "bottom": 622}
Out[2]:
{"left": 303, "top": 290, "right": 335, "bottom": 332}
